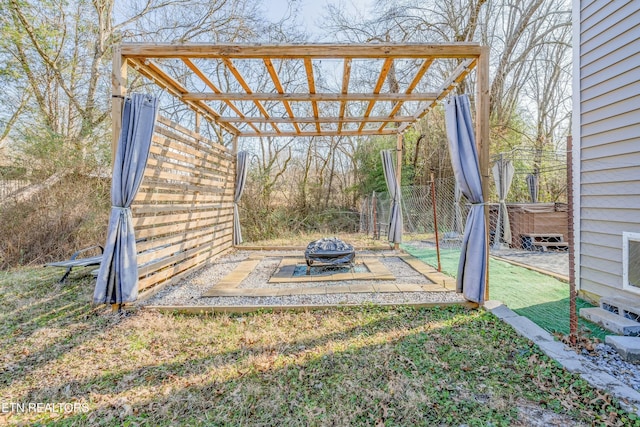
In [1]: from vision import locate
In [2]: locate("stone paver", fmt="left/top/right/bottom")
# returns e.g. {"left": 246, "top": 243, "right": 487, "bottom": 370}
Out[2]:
{"left": 605, "top": 336, "right": 640, "bottom": 363}
{"left": 328, "top": 285, "right": 352, "bottom": 294}
{"left": 396, "top": 284, "right": 425, "bottom": 292}
{"left": 372, "top": 283, "right": 402, "bottom": 293}
{"left": 580, "top": 307, "right": 640, "bottom": 336}
{"left": 399, "top": 254, "right": 457, "bottom": 290}
{"left": 348, "top": 284, "right": 376, "bottom": 293}
{"left": 299, "top": 286, "right": 326, "bottom": 295}
{"left": 202, "top": 252, "right": 452, "bottom": 298}
{"left": 208, "top": 259, "right": 261, "bottom": 291}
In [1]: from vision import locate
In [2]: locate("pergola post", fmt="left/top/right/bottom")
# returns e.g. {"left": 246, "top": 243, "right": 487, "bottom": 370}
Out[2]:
{"left": 110, "top": 46, "right": 128, "bottom": 311}
{"left": 476, "top": 46, "right": 491, "bottom": 301}
{"left": 395, "top": 132, "right": 403, "bottom": 250}
{"left": 111, "top": 45, "right": 127, "bottom": 163}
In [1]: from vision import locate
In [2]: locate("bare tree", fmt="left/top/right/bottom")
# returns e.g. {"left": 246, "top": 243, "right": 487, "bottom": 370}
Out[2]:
{"left": 0, "top": 0, "right": 269, "bottom": 171}
{"left": 321, "top": 0, "right": 572, "bottom": 179}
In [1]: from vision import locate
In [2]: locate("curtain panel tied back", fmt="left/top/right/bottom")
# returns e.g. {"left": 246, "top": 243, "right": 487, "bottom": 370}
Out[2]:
{"left": 93, "top": 94, "right": 158, "bottom": 305}
{"left": 233, "top": 151, "right": 249, "bottom": 245}
{"left": 492, "top": 158, "right": 515, "bottom": 247}
{"left": 381, "top": 149, "right": 403, "bottom": 244}
{"left": 444, "top": 94, "right": 487, "bottom": 304}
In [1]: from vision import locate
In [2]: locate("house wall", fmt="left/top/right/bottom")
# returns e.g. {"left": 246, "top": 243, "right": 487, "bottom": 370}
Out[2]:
{"left": 132, "top": 116, "right": 235, "bottom": 296}
{"left": 577, "top": 0, "right": 640, "bottom": 300}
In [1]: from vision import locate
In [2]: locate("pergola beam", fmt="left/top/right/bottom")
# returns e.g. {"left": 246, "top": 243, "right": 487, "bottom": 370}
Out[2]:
{"left": 183, "top": 93, "right": 438, "bottom": 102}
{"left": 217, "top": 115, "right": 416, "bottom": 124}
{"left": 121, "top": 43, "right": 484, "bottom": 59}
{"left": 239, "top": 129, "right": 398, "bottom": 138}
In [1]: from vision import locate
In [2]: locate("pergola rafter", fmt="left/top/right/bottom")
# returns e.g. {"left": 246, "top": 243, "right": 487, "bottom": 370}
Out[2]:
{"left": 358, "top": 58, "right": 394, "bottom": 132}
{"left": 181, "top": 58, "right": 260, "bottom": 134}
{"left": 263, "top": 58, "right": 301, "bottom": 134}
{"left": 221, "top": 58, "right": 281, "bottom": 134}
{"left": 338, "top": 58, "right": 352, "bottom": 133}
{"left": 116, "top": 43, "right": 486, "bottom": 140}
{"left": 379, "top": 58, "right": 433, "bottom": 131}
{"left": 303, "top": 58, "right": 321, "bottom": 133}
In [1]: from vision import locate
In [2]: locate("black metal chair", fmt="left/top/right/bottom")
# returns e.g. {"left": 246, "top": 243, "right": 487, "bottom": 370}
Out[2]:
{"left": 45, "top": 245, "right": 104, "bottom": 283}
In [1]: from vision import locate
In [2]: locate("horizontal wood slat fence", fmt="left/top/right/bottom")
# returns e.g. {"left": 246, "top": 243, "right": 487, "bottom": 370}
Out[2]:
{"left": 133, "top": 115, "right": 235, "bottom": 294}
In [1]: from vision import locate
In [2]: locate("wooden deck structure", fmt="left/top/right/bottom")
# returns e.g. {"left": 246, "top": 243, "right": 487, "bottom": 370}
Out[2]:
{"left": 111, "top": 43, "right": 490, "bottom": 299}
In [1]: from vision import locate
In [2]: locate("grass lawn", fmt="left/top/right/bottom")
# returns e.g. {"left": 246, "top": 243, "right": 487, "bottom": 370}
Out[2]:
{"left": 0, "top": 266, "right": 638, "bottom": 426}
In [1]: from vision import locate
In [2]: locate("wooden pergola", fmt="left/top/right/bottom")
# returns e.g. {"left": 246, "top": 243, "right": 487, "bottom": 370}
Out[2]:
{"left": 111, "top": 43, "right": 490, "bottom": 299}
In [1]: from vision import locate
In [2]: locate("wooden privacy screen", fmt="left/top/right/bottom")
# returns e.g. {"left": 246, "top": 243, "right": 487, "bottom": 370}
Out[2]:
{"left": 132, "top": 115, "right": 235, "bottom": 294}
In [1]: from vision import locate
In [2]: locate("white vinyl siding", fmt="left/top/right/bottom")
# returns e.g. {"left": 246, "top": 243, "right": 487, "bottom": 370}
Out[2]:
{"left": 578, "top": 0, "right": 640, "bottom": 298}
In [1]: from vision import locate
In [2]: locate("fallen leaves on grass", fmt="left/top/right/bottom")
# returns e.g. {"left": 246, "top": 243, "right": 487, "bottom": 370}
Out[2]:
{"left": 1, "top": 269, "right": 639, "bottom": 426}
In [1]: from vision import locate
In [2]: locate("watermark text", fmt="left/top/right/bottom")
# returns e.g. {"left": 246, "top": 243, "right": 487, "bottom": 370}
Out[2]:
{"left": 1, "top": 402, "right": 89, "bottom": 414}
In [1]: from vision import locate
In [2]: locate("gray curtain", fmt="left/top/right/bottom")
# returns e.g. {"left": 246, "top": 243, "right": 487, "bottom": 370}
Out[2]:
{"left": 233, "top": 151, "right": 249, "bottom": 245}
{"left": 492, "top": 158, "right": 515, "bottom": 247}
{"left": 94, "top": 94, "right": 158, "bottom": 305}
{"left": 445, "top": 94, "right": 487, "bottom": 304}
{"left": 381, "top": 150, "right": 403, "bottom": 244}
{"left": 526, "top": 173, "right": 539, "bottom": 203}
{"left": 452, "top": 182, "right": 464, "bottom": 236}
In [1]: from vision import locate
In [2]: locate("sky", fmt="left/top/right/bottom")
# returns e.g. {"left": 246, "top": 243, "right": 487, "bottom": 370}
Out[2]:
{"left": 263, "top": 0, "right": 373, "bottom": 38}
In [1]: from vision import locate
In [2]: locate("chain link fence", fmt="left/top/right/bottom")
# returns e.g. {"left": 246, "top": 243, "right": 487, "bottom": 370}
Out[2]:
{"left": 0, "top": 178, "right": 31, "bottom": 202}
{"left": 360, "top": 148, "right": 570, "bottom": 277}
{"left": 360, "top": 177, "right": 469, "bottom": 246}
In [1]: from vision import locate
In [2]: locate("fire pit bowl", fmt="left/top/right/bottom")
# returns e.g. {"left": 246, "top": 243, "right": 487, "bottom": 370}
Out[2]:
{"left": 304, "top": 237, "right": 355, "bottom": 273}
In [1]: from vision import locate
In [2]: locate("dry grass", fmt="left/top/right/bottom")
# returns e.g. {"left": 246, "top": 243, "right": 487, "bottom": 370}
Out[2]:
{"left": 0, "top": 174, "right": 110, "bottom": 269}
{"left": 0, "top": 267, "right": 638, "bottom": 426}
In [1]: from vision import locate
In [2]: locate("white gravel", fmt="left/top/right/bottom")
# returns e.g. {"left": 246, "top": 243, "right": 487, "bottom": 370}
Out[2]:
{"left": 198, "top": 292, "right": 466, "bottom": 306}
{"left": 141, "top": 249, "right": 466, "bottom": 307}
